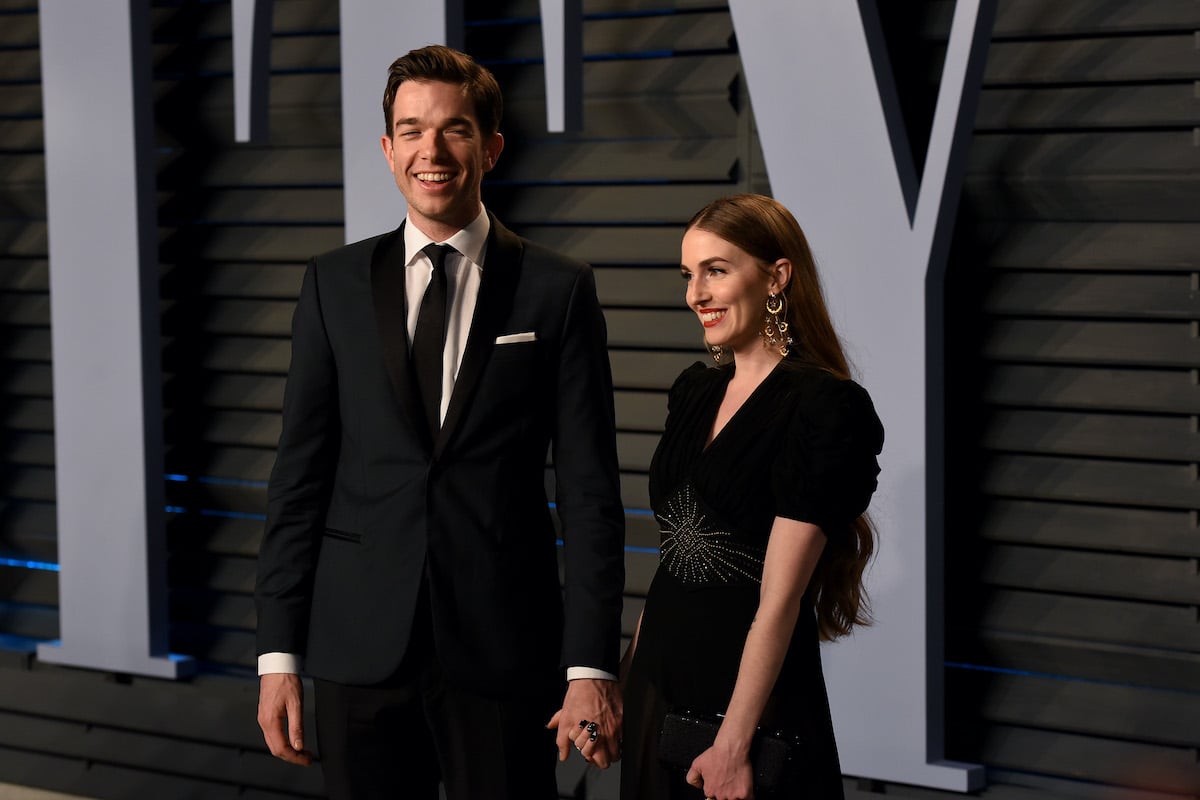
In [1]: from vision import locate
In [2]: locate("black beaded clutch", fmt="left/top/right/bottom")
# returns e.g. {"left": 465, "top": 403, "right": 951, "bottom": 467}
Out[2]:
{"left": 657, "top": 710, "right": 801, "bottom": 792}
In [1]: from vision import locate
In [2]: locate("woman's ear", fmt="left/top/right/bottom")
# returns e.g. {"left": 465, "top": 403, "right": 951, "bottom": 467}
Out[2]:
{"left": 771, "top": 258, "right": 793, "bottom": 294}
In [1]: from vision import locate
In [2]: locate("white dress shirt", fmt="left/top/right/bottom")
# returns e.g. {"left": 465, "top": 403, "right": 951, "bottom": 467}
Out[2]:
{"left": 402, "top": 208, "right": 489, "bottom": 425}
{"left": 259, "top": 206, "right": 615, "bottom": 682}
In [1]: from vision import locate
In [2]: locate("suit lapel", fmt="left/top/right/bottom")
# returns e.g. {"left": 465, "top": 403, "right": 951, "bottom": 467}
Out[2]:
{"left": 370, "top": 222, "right": 434, "bottom": 454}
{"left": 436, "top": 215, "right": 524, "bottom": 458}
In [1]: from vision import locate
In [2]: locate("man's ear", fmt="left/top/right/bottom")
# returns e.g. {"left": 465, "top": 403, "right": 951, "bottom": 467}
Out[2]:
{"left": 380, "top": 133, "right": 394, "bottom": 168}
{"left": 484, "top": 132, "right": 505, "bottom": 171}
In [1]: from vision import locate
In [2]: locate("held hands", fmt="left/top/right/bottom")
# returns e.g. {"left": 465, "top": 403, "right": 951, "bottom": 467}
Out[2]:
{"left": 686, "top": 743, "right": 754, "bottom": 800}
{"left": 545, "top": 678, "right": 623, "bottom": 768}
{"left": 257, "top": 673, "right": 314, "bottom": 766}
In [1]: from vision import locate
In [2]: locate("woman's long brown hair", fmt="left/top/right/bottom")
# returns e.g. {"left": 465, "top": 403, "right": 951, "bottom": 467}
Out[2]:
{"left": 688, "top": 194, "right": 876, "bottom": 640}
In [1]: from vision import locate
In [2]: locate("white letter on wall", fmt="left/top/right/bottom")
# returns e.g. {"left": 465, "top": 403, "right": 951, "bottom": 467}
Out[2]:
{"left": 36, "top": 0, "right": 192, "bottom": 679}
{"left": 539, "top": 0, "right": 582, "bottom": 133}
{"left": 729, "top": 0, "right": 994, "bottom": 790}
{"left": 232, "top": 0, "right": 273, "bottom": 143}
{"left": 340, "top": 0, "right": 463, "bottom": 243}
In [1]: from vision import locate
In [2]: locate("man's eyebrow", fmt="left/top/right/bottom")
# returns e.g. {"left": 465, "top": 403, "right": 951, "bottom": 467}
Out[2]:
{"left": 393, "top": 116, "right": 475, "bottom": 128}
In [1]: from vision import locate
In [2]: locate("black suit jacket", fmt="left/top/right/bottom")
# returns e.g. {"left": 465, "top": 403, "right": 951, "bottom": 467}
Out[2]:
{"left": 255, "top": 215, "right": 625, "bottom": 695}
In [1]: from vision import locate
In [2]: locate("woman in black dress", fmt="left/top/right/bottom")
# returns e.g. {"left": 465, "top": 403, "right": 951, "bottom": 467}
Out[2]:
{"left": 618, "top": 195, "right": 884, "bottom": 800}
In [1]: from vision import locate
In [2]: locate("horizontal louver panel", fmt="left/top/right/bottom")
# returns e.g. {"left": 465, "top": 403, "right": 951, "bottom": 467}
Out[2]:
{"left": 957, "top": 670, "right": 1200, "bottom": 746}
{"left": 977, "top": 632, "right": 1198, "bottom": 693}
{"left": 978, "top": 543, "right": 1200, "bottom": 604}
{"left": 983, "top": 320, "right": 1200, "bottom": 366}
{"left": 989, "top": 0, "right": 1200, "bottom": 36}
{"left": 983, "top": 34, "right": 1198, "bottom": 83}
{"left": 983, "top": 365, "right": 1200, "bottom": 413}
{"left": 980, "top": 409, "right": 1200, "bottom": 460}
{"left": 983, "top": 453, "right": 1200, "bottom": 509}
{"left": 974, "top": 724, "right": 1199, "bottom": 796}
{"left": 0, "top": 0, "right": 56, "bottom": 687}
{"left": 978, "top": 498, "right": 1200, "bottom": 556}
{"left": 984, "top": 222, "right": 1200, "bottom": 270}
{"left": 945, "top": 0, "right": 1200, "bottom": 793}
{"left": 981, "top": 589, "right": 1200, "bottom": 650}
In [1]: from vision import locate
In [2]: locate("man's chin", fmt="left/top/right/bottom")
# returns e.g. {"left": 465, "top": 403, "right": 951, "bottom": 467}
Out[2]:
{"left": 407, "top": 204, "right": 476, "bottom": 236}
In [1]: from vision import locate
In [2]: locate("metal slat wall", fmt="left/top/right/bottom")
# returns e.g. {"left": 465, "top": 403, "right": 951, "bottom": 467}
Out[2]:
{"left": 2, "top": 0, "right": 1195, "bottom": 798}
{"left": 944, "top": 0, "right": 1200, "bottom": 796}
{"left": 157, "top": 0, "right": 344, "bottom": 678}
{"left": 0, "top": 4, "right": 336, "bottom": 797}
{"left": 0, "top": 0, "right": 59, "bottom": 650}
{"left": 0, "top": 1, "right": 747, "bottom": 797}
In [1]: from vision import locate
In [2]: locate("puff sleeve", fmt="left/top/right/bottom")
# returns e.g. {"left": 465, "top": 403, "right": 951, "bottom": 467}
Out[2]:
{"left": 771, "top": 376, "right": 884, "bottom": 537}
{"left": 666, "top": 361, "right": 711, "bottom": 415}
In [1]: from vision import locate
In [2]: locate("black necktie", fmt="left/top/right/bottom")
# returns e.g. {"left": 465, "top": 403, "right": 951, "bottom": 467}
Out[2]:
{"left": 412, "top": 244, "right": 453, "bottom": 438}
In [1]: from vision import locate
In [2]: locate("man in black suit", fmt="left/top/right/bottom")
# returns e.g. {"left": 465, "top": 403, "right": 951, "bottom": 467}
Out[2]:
{"left": 254, "top": 45, "right": 625, "bottom": 800}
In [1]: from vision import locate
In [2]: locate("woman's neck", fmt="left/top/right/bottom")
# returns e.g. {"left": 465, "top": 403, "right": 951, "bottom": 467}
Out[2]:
{"left": 729, "top": 343, "right": 784, "bottom": 383}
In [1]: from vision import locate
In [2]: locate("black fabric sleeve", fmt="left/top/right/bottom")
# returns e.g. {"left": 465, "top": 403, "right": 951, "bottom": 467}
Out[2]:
{"left": 771, "top": 377, "right": 883, "bottom": 536}
{"left": 553, "top": 265, "right": 627, "bottom": 675}
{"left": 667, "top": 361, "right": 711, "bottom": 415}
{"left": 255, "top": 259, "right": 340, "bottom": 657}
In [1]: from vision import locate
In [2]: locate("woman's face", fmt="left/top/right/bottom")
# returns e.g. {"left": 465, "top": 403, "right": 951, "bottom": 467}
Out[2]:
{"left": 680, "top": 227, "right": 785, "bottom": 355}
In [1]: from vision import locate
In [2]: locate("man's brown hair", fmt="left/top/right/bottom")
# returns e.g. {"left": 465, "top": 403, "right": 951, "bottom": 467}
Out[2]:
{"left": 382, "top": 45, "right": 503, "bottom": 136}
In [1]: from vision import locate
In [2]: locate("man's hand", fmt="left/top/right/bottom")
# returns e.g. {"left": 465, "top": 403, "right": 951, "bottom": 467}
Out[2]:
{"left": 257, "top": 673, "right": 314, "bottom": 766}
{"left": 546, "top": 678, "right": 622, "bottom": 769}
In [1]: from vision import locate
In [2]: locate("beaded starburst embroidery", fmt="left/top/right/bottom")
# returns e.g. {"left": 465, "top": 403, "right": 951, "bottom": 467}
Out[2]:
{"left": 656, "top": 484, "right": 766, "bottom": 585}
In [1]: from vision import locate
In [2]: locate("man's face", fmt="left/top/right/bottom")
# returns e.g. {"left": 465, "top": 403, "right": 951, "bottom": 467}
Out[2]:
{"left": 381, "top": 79, "right": 504, "bottom": 240}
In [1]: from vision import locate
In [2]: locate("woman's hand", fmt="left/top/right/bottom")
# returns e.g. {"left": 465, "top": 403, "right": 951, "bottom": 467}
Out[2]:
{"left": 685, "top": 743, "right": 754, "bottom": 800}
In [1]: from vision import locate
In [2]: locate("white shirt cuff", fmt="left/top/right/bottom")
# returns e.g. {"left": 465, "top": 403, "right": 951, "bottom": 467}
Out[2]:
{"left": 567, "top": 666, "right": 618, "bottom": 682}
{"left": 258, "top": 652, "right": 303, "bottom": 675}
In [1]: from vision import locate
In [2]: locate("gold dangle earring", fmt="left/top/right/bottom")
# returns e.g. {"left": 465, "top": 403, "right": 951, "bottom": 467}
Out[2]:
{"left": 704, "top": 335, "right": 724, "bottom": 364}
{"left": 763, "top": 294, "right": 793, "bottom": 356}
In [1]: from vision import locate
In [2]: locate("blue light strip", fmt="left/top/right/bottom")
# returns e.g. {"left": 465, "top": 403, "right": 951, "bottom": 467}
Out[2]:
{"left": 198, "top": 509, "right": 267, "bottom": 521}
{"left": 945, "top": 661, "right": 1200, "bottom": 694}
{"left": 0, "top": 633, "right": 40, "bottom": 653}
{"left": 164, "top": 472, "right": 266, "bottom": 488}
{"left": 32, "top": 638, "right": 190, "bottom": 663}
{"left": 555, "top": 540, "right": 659, "bottom": 554}
{"left": 0, "top": 557, "right": 59, "bottom": 572}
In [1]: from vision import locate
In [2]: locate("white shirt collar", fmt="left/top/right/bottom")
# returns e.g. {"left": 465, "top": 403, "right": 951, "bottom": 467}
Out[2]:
{"left": 403, "top": 206, "right": 491, "bottom": 269}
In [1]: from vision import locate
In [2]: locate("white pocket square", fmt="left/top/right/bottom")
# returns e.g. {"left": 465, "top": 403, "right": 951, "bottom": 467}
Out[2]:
{"left": 495, "top": 331, "right": 537, "bottom": 344}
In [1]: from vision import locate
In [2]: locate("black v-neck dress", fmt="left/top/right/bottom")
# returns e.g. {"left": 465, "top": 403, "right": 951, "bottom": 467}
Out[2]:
{"left": 620, "top": 358, "right": 884, "bottom": 800}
